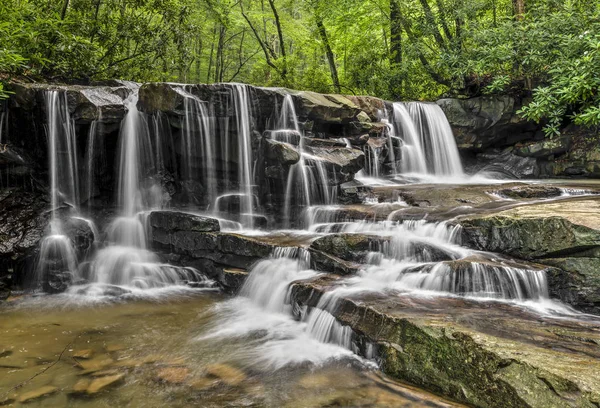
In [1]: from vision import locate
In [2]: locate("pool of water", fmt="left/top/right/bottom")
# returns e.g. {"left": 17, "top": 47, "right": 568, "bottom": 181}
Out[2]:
{"left": 0, "top": 291, "right": 461, "bottom": 407}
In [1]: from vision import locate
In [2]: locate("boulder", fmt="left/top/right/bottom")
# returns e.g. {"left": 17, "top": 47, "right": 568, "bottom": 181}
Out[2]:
{"left": 303, "top": 145, "right": 365, "bottom": 183}
{"left": 346, "top": 95, "right": 386, "bottom": 121}
{"left": 310, "top": 234, "right": 388, "bottom": 263}
{"left": 263, "top": 130, "right": 302, "bottom": 145}
{"left": 147, "top": 210, "right": 220, "bottom": 233}
{"left": 459, "top": 198, "right": 600, "bottom": 260}
{"left": 292, "top": 91, "right": 361, "bottom": 124}
{"left": 437, "top": 96, "right": 539, "bottom": 152}
{"left": 496, "top": 185, "right": 562, "bottom": 199}
{"left": 8, "top": 82, "right": 129, "bottom": 123}
{"left": 515, "top": 134, "right": 571, "bottom": 158}
{"left": 264, "top": 139, "right": 300, "bottom": 165}
{"left": 472, "top": 149, "right": 539, "bottom": 178}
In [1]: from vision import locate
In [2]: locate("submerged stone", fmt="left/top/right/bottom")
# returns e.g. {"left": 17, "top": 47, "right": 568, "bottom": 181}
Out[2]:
{"left": 17, "top": 385, "right": 58, "bottom": 403}
{"left": 86, "top": 374, "right": 124, "bottom": 394}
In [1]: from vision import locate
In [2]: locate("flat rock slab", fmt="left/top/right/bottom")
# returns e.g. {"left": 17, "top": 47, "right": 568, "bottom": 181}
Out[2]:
{"left": 18, "top": 385, "right": 58, "bottom": 402}
{"left": 291, "top": 277, "right": 600, "bottom": 408}
{"left": 86, "top": 374, "right": 124, "bottom": 394}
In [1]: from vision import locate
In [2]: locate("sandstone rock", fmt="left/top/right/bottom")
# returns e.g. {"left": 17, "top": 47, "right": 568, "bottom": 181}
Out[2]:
{"left": 290, "top": 279, "right": 600, "bottom": 408}
{"left": 156, "top": 367, "right": 190, "bottom": 384}
{"left": 72, "top": 349, "right": 94, "bottom": 359}
{"left": 148, "top": 210, "right": 220, "bottom": 233}
{"left": 86, "top": 374, "right": 124, "bottom": 394}
{"left": 71, "top": 379, "right": 90, "bottom": 394}
{"left": 205, "top": 363, "right": 246, "bottom": 386}
{"left": 265, "top": 139, "right": 300, "bottom": 165}
{"left": 310, "top": 234, "right": 388, "bottom": 263}
{"left": 515, "top": 134, "right": 571, "bottom": 158}
{"left": 460, "top": 199, "right": 600, "bottom": 260}
{"left": 472, "top": 149, "right": 539, "bottom": 178}
{"left": 292, "top": 92, "right": 360, "bottom": 124}
{"left": 437, "top": 96, "right": 538, "bottom": 152}
{"left": 17, "top": 385, "right": 58, "bottom": 402}
{"left": 308, "top": 248, "right": 362, "bottom": 275}
{"left": 263, "top": 129, "right": 301, "bottom": 145}
{"left": 496, "top": 185, "right": 562, "bottom": 199}
{"left": 220, "top": 268, "right": 248, "bottom": 293}
{"left": 75, "top": 355, "right": 113, "bottom": 373}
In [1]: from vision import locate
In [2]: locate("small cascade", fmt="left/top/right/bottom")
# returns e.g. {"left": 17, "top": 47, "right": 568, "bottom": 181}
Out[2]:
{"left": 34, "top": 91, "right": 81, "bottom": 290}
{"left": 396, "top": 262, "right": 549, "bottom": 300}
{"left": 83, "top": 88, "right": 206, "bottom": 291}
{"left": 180, "top": 88, "right": 217, "bottom": 205}
{"left": 277, "top": 94, "right": 334, "bottom": 228}
{"left": 231, "top": 84, "right": 256, "bottom": 228}
{"left": 203, "top": 251, "right": 360, "bottom": 369}
{"left": 406, "top": 102, "right": 464, "bottom": 177}
{"left": 367, "top": 102, "right": 465, "bottom": 180}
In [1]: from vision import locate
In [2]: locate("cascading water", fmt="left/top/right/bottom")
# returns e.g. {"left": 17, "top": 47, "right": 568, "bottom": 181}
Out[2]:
{"left": 406, "top": 102, "right": 464, "bottom": 177}
{"left": 231, "top": 84, "right": 256, "bottom": 228}
{"left": 202, "top": 248, "right": 361, "bottom": 369}
{"left": 180, "top": 88, "right": 217, "bottom": 205}
{"left": 34, "top": 91, "right": 81, "bottom": 291}
{"left": 360, "top": 102, "right": 464, "bottom": 180}
{"left": 276, "top": 94, "right": 334, "bottom": 227}
{"left": 80, "top": 88, "right": 209, "bottom": 291}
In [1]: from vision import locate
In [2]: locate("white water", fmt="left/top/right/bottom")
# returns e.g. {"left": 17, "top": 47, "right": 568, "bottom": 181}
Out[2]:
{"left": 34, "top": 91, "right": 80, "bottom": 288}
{"left": 180, "top": 88, "right": 217, "bottom": 205}
{"left": 231, "top": 84, "right": 256, "bottom": 228}
{"left": 81, "top": 89, "right": 211, "bottom": 292}
{"left": 201, "top": 254, "right": 362, "bottom": 369}
{"left": 278, "top": 94, "right": 334, "bottom": 227}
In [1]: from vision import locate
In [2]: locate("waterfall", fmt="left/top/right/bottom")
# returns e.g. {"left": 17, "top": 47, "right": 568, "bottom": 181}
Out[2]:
{"left": 277, "top": 94, "right": 333, "bottom": 228}
{"left": 406, "top": 102, "right": 464, "bottom": 177}
{"left": 84, "top": 115, "right": 101, "bottom": 210}
{"left": 202, "top": 250, "right": 359, "bottom": 369}
{"left": 34, "top": 91, "right": 81, "bottom": 290}
{"left": 45, "top": 91, "right": 80, "bottom": 224}
{"left": 84, "top": 88, "right": 207, "bottom": 290}
{"left": 365, "top": 102, "right": 465, "bottom": 179}
{"left": 180, "top": 89, "right": 217, "bottom": 205}
{"left": 232, "top": 84, "right": 256, "bottom": 228}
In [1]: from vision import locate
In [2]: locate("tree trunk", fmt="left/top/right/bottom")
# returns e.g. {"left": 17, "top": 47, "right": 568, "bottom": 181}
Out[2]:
{"left": 390, "top": 0, "right": 402, "bottom": 65}
{"left": 207, "top": 25, "right": 217, "bottom": 83}
{"left": 60, "top": 0, "right": 70, "bottom": 20}
{"left": 267, "top": 0, "right": 287, "bottom": 80}
{"left": 316, "top": 18, "right": 341, "bottom": 93}
{"left": 513, "top": 0, "right": 525, "bottom": 20}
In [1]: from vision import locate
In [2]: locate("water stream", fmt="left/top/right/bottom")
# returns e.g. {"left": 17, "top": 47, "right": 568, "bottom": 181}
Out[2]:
{"left": 16, "top": 84, "right": 600, "bottom": 406}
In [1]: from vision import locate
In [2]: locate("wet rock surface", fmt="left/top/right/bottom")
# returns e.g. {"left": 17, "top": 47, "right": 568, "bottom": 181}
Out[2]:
{"left": 291, "top": 278, "right": 600, "bottom": 408}
{"left": 459, "top": 197, "right": 600, "bottom": 313}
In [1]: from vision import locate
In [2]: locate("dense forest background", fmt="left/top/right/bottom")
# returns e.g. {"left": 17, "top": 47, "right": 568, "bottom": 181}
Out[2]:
{"left": 1, "top": 0, "right": 599, "bottom": 135}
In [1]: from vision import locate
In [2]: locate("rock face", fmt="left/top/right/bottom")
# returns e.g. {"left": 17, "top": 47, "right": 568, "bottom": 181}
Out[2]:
{"left": 438, "top": 96, "right": 600, "bottom": 179}
{"left": 146, "top": 210, "right": 286, "bottom": 291}
{"left": 437, "top": 96, "right": 539, "bottom": 152}
{"left": 459, "top": 198, "right": 600, "bottom": 313}
{"left": 290, "top": 278, "right": 600, "bottom": 408}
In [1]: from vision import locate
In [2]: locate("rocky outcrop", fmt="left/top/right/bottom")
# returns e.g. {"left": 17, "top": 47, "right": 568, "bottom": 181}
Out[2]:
{"left": 291, "top": 278, "right": 600, "bottom": 408}
{"left": 437, "top": 96, "right": 539, "bottom": 152}
{"left": 459, "top": 198, "right": 600, "bottom": 312}
{"left": 146, "top": 210, "right": 291, "bottom": 291}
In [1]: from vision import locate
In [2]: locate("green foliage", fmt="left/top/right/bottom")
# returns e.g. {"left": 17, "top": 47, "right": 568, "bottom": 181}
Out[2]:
{"left": 0, "top": 0, "right": 598, "bottom": 138}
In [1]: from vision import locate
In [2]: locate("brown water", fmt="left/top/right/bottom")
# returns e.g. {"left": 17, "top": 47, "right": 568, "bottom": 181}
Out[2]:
{"left": 0, "top": 292, "right": 460, "bottom": 407}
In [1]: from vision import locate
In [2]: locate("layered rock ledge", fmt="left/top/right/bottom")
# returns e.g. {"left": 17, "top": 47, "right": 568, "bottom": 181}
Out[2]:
{"left": 291, "top": 277, "right": 600, "bottom": 408}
